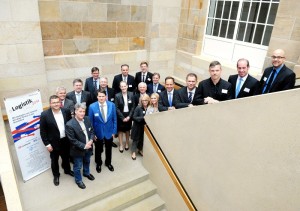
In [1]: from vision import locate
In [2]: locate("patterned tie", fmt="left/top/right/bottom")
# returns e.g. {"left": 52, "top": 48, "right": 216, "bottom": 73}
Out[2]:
{"left": 100, "top": 104, "right": 106, "bottom": 122}
{"left": 93, "top": 80, "right": 97, "bottom": 91}
{"left": 168, "top": 92, "right": 172, "bottom": 107}
{"left": 235, "top": 78, "right": 243, "bottom": 98}
{"left": 188, "top": 92, "right": 193, "bottom": 103}
{"left": 263, "top": 69, "right": 277, "bottom": 94}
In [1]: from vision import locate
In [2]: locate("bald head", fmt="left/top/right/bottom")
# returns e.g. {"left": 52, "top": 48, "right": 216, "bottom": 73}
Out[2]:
{"left": 271, "top": 49, "right": 286, "bottom": 68}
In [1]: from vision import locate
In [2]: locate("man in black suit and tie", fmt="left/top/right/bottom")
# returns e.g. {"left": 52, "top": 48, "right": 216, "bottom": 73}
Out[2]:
{"left": 228, "top": 59, "right": 260, "bottom": 99}
{"left": 112, "top": 64, "right": 136, "bottom": 93}
{"left": 66, "top": 103, "right": 95, "bottom": 189}
{"left": 147, "top": 72, "right": 165, "bottom": 95}
{"left": 176, "top": 73, "right": 204, "bottom": 109}
{"left": 135, "top": 61, "right": 153, "bottom": 88}
{"left": 66, "top": 79, "right": 92, "bottom": 114}
{"left": 158, "top": 76, "right": 180, "bottom": 111}
{"left": 133, "top": 82, "right": 148, "bottom": 106}
{"left": 198, "top": 61, "right": 232, "bottom": 104}
{"left": 84, "top": 67, "right": 100, "bottom": 102}
{"left": 259, "top": 49, "right": 295, "bottom": 94}
{"left": 40, "top": 95, "right": 74, "bottom": 186}
{"left": 56, "top": 86, "right": 75, "bottom": 115}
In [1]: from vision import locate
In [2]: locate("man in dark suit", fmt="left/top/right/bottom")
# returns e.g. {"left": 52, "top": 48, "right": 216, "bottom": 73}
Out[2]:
{"left": 40, "top": 95, "right": 73, "bottom": 186}
{"left": 56, "top": 86, "right": 75, "bottom": 115}
{"left": 198, "top": 61, "right": 232, "bottom": 104}
{"left": 158, "top": 76, "right": 180, "bottom": 111}
{"left": 228, "top": 58, "right": 260, "bottom": 99}
{"left": 112, "top": 64, "right": 136, "bottom": 93}
{"left": 89, "top": 90, "right": 117, "bottom": 173}
{"left": 135, "top": 61, "right": 153, "bottom": 88}
{"left": 66, "top": 103, "right": 95, "bottom": 189}
{"left": 133, "top": 82, "right": 149, "bottom": 106}
{"left": 66, "top": 79, "right": 92, "bottom": 114}
{"left": 259, "top": 49, "right": 295, "bottom": 94}
{"left": 84, "top": 67, "right": 100, "bottom": 102}
{"left": 147, "top": 72, "right": 165, "bottom": 95}
{"left": 176, "top": 73, "right": 204, "bottom": 109}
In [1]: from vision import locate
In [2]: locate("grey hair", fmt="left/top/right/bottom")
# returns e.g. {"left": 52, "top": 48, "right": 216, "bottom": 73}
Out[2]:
{"left": 74, "top": 102, "right": 86, "bottom": 111}
{"left": 138, "top": 82, "right": 147, "bottom": 88}
{"left": 56, "top": 86, "right": 66, "bottom": 93}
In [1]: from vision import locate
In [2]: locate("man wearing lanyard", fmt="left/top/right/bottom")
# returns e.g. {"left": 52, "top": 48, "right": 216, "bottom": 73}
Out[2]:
{"left": 259, "top": 49, "right": 295, "bottom": 94}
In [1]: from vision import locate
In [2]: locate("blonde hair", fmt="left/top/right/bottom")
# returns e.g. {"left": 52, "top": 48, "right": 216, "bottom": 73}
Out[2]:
{"left": 139, "top": 94, "right": 150, "bottom": 107}
{"left": 150, "top": 93, "right": 159, "bottom": 107}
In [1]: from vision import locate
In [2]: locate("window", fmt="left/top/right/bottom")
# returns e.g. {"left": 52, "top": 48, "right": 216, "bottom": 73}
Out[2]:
{"left": 206, "top": 0, "right": 279, "bottom": 46}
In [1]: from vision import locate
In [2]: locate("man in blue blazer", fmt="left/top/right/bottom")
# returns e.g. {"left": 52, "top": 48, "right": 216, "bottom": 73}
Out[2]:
{"left": 147, "top": 72, "right": 165, "bottom": 95}
{"left": 89, "top": 90, "right": 117, "bottom": 173}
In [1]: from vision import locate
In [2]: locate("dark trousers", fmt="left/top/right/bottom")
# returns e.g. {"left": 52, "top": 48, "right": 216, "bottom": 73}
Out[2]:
{"left": 94, "top": 137, "right": 113, "bottom": 166}
{"left": 50, "top": 137, "right": 71, "bottom": 177}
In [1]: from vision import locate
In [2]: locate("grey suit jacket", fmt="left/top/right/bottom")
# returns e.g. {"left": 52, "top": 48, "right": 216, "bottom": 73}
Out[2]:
{"left": 63, "top": 98, "right": 75, "bottom": 114}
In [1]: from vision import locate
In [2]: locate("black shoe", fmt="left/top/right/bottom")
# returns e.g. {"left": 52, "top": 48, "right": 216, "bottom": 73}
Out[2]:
{"left": 96, "top": 165, "right": 101, "bottom": 173}
{"left": 65, "top": 170, "right": 74, "bottom": 177}
{"left": 112, "top": 142, "right": 117, "bottom": 148}
{"left": 125, "top": 147, "right": 129, "bottom": 151}
{"left": 76, "top": 181, "right": 86, "bottom": 189}
{"left": 83, "top": 174, "right": 95, "bottom": 181}
{"left": 53, "top": 177, "right": 59, "bottom": 186}
{"left": 105, "top": 164, "right": 114, "bottom": 172}
{"left": 131, "top": 155, "right": 136, "bottom": 160}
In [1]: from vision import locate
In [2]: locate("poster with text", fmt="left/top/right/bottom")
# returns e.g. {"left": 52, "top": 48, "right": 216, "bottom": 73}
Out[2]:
{"left": 4, "top": 90, "right": 50, "bottom": 182}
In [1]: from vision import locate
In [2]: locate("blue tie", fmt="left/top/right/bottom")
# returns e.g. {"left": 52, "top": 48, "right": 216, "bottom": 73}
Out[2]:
{"left": 188, "top": 92, "right": 192, "bottom": 103}
{"left": 168, "top": 92, "right": 172, "bottom": 107}
{"left": 235, "top": 78, "right": 243, "bottom": 98}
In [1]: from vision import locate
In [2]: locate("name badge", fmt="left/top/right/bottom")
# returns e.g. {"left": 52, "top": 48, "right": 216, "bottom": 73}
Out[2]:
{"left": 143, "top": 111, "right": 145, "bottom": 114}
{"left": 263, "top": 77, "right": 267, "bottom": 81}
{"left": 244, "top": 88, "right": 250, "bottom": 93}
{"left": 95, "top": 113, "right": 99, "bottom": 117}
{"left": 147, "top": 78, "right": 151, "bottom": 81}
{"left": 157, "top": 90, "right": 161, "bottom": 93}
{"left": 129, "top": 85, "right": 132, "bottom": 87}
{"left": 111, "top": 98, "right": 114, "bottom": 101}
{"left": 89, "top": 127, "right": 91, "bottom": 131}
{"left": 221, "top": 89, "right": 228, "bottom": 94}
{"left": 128, "top": 100, "right": 132, "bottom": 103}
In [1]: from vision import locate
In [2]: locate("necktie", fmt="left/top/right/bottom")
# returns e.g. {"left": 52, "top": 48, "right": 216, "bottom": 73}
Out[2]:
{"left": 76, "top": 93, "right": 81, "bottom": 103}
{"left": 100, "top": 104, "right": 106, "bottom": 122}
{"left": 188, "top": 92, "right": 193, "bottom": 103}
{"left": 235, "top": 78, "right": 243, "bottom": 98}
{"left": 168, "top": 92, "right": 172, "bottom": 107}
{"left": 123, "top": 76, "right": 127, "bottom": 83}
{"left": 142, "top": 74, "right": 145, "bottom": 82}
{"left": 60, "top": 101, "right": 63, "bottom": 108}
{"left": 263, "top": 69, "right": 277, "bottom": 94}
{"left": 153, "top": 84, "right": 157, "bottom": 93}
{"left": 93, "top": 80, "right": 97, "bottom": 91}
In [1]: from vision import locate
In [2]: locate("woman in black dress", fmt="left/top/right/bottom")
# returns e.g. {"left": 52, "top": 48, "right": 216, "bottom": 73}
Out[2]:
{"left": 115, "top": 81, "right": 135, "bottom": 152}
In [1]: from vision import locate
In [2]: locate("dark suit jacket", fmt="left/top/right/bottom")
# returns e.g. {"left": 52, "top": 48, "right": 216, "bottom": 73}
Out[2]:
{"left": 40, "top": 108, "right": 72, "bottom": 150}
{"left": 112, "top": 74, "right": 136, "bottom": 93}
{"left": 147, "top": 83, "right": 165, "bottom": 95}
{"left": 65, "top": 116, "right": 95, "bottom": 157}
{"left": 176, "top": 86, "right": 204, "bottom": 108}
{"left": 131, "top": 106, "right": 146, "bottom": 141}
{"left": 66, "top": 90, "right": 92, "bottom": 114}
{"left": 63, "top": 98, "right": 75, "bottom": 114}
{"left": 135, "top": 72, "right": 153, "bottom": 86}
{"left": 158, "top": 89, "right": 180, "bottom": 111}
{"left": 88, "top": 101, "right": 117, "bottom": 140}
{"left": 114, "top": 91, "right": 136, "bottom": 119}
{"left": 228, "top": 74, "right": 260, "bottom": 99}
{"left": 259, "top": 65, "right": 296, "bottom": 93}
{"left": 84, "top": 77, "right": 98, "bottom": 102}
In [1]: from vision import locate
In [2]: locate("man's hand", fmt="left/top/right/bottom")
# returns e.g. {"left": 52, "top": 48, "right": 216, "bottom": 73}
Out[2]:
{"left": 204, "top": 97, "right": 219, "bottom": 104}
{"left": 85, "top": 140, "right": 93, "bottom": 149}
{"left": 47, "top": 145, "right": 53, "bottom": 152}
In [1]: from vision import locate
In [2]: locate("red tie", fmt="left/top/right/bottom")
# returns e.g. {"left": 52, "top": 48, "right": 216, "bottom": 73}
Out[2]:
{"left": 60, "top": 101, "right": 63, "bottom": 108}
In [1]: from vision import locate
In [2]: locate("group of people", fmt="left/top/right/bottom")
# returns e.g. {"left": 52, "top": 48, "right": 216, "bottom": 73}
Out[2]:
{"left": 40, "top": 48, "right": 296, "bottom": 189}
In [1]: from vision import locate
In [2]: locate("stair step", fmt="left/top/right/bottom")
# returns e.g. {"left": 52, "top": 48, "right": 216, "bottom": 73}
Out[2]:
{"left": 78, "top": 180, "right": 157, "bottom": 211}
{"left": 122, "top": 194, "right": 165, "bottom": 211}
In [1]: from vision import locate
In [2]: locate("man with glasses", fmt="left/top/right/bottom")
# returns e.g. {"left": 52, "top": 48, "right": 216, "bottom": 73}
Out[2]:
{"left": 259, "top": 49, "right": 295, "bottom": 94}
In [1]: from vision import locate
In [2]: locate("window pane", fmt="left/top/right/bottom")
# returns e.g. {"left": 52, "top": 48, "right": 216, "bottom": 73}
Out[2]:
{"left": 206, "top": 18, "right": 214, "bottom": 35}
{"left": 230, "top": 1, "right": 240, "bottom": 20}
{"left": 263, "top": 25, "right": 273, "bottom": 46}
{"left": 223, "top": 1, "right": 231, "bottom": 19}
{"left": 253, "top": 24, "right": 265, "bottom": 44}
{"left": 249, "top": 2, "right": 259, "bottom": 22}
{"left": 268, "top": 3, "right": 279, "bottom": 24}
{"left": 216, "top": 1, "right": 224, "bottom": 19}
{"left": 241, "top": 2, "right": 250, "bottom": 21}
{"left": 208, "top": 0, "right": 217, "bottom": 18}
{"left": 227, "top": 21, "right": 235, "bottom": 39}
{"left": 258, "top": 3, "right": 269, "bottom": 23}
{"left": 220, "top": 20, "right": 228, "bottom": 38}
{"left": 213, "top": 19, "right": 220, "bottom": 36}
{"left": 237, "top": 22, "right": 246, "bottom": 41}
{"left": 245, "top": 23, "right": 255, "bottom": 43}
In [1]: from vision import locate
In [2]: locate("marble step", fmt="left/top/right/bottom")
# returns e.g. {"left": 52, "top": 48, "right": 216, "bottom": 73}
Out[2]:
{"left": 78, "top": 180, "right": 157, "bottom": 211}
{"left": 122, "top": 194, "right": 165, "bottom": 211}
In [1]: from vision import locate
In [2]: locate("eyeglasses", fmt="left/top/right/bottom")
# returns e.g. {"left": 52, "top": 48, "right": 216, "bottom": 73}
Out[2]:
{"left": 271, "top": 56, "right": 285, "bottom": 60}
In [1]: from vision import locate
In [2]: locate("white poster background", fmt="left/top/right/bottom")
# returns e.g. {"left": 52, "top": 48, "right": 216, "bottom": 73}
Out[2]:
{"left": 4, "top": 90, "right": 50, "bottom": 181}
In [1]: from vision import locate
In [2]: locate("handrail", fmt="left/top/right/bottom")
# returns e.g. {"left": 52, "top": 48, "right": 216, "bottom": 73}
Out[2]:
{"left": 144, "top": 125, "right": 197, "bottom": 211}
